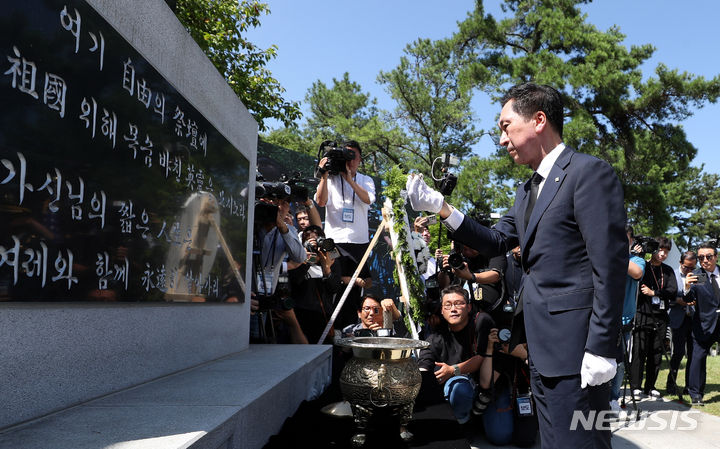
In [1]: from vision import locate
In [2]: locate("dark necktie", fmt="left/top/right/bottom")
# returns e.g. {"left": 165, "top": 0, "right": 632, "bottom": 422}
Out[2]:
{"left": 524, "top": 172, "right": 543, "bottom": 229}
{"left": 712, "top": 274, "right": 720, "bottom": 300}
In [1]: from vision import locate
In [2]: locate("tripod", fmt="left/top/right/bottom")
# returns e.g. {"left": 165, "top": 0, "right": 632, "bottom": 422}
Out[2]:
{"left": 619, "top": 328, "right": 640, "bottom": 419}
{"left": 251, "top": 228, "right": 276, "bottom": 343}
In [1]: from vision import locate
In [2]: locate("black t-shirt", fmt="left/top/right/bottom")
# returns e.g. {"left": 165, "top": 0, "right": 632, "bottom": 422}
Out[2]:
{"left": 636, "top": 262, "right": 677, "bottom": 320}
{"left": 418, "top": 311, "right": 495, "bottom": 376}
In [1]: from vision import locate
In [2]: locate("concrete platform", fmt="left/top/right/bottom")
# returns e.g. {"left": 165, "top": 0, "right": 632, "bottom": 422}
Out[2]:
{"left": 0, "top": 344, "right": 332, "bottom": 449}
{"left": 469, "top": 394, "right": 720, "bottom": 449}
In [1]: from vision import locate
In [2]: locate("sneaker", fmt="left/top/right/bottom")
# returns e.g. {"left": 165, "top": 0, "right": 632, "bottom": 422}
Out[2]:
{"left": 609, "top": 399, "right": 621, "bottom": 412}
{"left": 691, "top": 397, "right": 705, "bottom": 407}
{"left": 632, "top": 389, "right": 646, "bottom": 399}
{"left": 649, "top": 389, "right": 662, "bottom": 399}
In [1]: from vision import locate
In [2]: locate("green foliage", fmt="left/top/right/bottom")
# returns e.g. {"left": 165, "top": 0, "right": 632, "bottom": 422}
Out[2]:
{"left": 378, "top": 38, "right": 482, "bottom": 177}
{"left": 450, "top": 0, "right": 720, "bottom": 236}
{"left": 383, "top": 167, "right": 427, "bottom": 324}
{"left": 175, "top": 0, "right": 301, "bottom": 131}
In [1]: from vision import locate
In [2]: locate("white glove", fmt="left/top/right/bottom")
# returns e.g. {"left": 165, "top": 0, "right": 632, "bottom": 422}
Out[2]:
{"left": 580, "top": 351, "right": 617, "bottom": 389}
{"left": 405, "top": 174, "right": 444, "bottom": 214}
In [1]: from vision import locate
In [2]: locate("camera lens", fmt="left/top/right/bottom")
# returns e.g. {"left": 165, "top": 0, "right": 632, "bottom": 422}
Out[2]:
{"left": 317, "top": 237, "right": 335, "bottom": 252}
{"left": 448, "top": 253, "right": 465, "bottom": 270}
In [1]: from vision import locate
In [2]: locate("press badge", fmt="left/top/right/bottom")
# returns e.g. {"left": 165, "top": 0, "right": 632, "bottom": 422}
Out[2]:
{"left": 516, "top": 393, "right": 534, "bottom": 416}
{"left": 342, "top": 207, "right": 355, "bottom": 223}
{"left": 256, "top": 270, "right": 274, "bottom": 295}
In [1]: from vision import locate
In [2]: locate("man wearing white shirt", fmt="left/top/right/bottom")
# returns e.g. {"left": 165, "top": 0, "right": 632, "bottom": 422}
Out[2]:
{"left": 315, "top": 140, "right": 375, "bottom": 329}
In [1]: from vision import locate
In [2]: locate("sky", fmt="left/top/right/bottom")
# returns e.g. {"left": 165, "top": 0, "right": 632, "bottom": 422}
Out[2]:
{"left": 246, "top": 0, "right": 720, "bottom": 174}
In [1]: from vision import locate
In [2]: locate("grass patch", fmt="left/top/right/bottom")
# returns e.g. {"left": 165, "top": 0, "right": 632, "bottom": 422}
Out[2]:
{"left": 656, "top": 352, "right": 720, "bottom": 416}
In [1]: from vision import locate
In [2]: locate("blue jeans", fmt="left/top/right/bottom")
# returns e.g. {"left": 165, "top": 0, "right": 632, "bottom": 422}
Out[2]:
{"left": 482, "top": 385, "right": 514, "bottom": 445}
{"left": 443, "top": 375, "right": 475, "bottom": 424}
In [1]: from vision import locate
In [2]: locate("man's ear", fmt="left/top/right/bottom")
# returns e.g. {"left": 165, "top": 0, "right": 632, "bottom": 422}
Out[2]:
{"left": 534, "top": 111, "right": 547, "bottom": 134}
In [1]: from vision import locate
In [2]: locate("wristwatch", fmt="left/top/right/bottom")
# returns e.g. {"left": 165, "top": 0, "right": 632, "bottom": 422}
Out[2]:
{"left": 453, "top": 364, "right": 461, "bottom": 376}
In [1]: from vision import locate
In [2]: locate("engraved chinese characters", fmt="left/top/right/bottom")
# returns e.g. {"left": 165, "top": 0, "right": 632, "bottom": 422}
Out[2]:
{"left": 0, "top": 1, "right": 249, "bottom": 301}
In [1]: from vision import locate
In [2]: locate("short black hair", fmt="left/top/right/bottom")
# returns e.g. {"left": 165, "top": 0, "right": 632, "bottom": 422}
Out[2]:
{"left": 357, "top": 293, "right": 381, "bottom": 310}
{"left": 302, "top": 225, "right": 325, "bottom": 240}
{"left": 502, "top": 82, "right": 564, "bottom": 138}
{"left": 440, "top": 285, "right": 469, "bottom": 304}
{"left": 343, "top": 140, "right": 362, "bottom": 155}
{"left": 625, "top": 225, "right": 635, "bottom": 238}
{"left": 698, "top": 242, "right": 717, "bottom": 256}
{"left": 681, "top": 251, "right": 697, "bottom": 263}
{"left": 656, "top": 237, "right": 672, "bottom": 251}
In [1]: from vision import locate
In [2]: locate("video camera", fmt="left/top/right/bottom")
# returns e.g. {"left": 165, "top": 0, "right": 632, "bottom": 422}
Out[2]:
{"left": 315, "top": 140, "right": 355, "bottom": 177}
{"left": 631, "top": 236, "right": 659, "bottom": 256}
{"left": 254, "top": 171, "right": 319, "bottom": 225}
{"left": 279, "top": 171, "right": 318, "bottom": 202}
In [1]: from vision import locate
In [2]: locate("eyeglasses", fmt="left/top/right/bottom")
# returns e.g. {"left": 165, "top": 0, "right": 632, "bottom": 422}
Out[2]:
{"left": 442, "top": 301, "right": 467, "bottom": 310}
{"left": 698, "top": 255, "right": 717, "bottom": 261}
{"left": 362, "top": 306, "right": 381, "bottom": 314}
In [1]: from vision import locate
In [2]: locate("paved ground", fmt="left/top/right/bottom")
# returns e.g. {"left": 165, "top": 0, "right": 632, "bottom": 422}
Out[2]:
{"left": 469, "top": 394, "right": 720, "bottom": 449}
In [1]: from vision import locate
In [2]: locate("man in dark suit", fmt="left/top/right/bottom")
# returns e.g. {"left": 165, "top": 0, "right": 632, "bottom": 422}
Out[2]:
{"left": 406, "top": 83, "right": 627, "bottom": 448}
{"left": 683, "top": 242, "right": 720, "bottom": 406}
{"left": 666, "top": 251, "right": 697, "bottom": 395}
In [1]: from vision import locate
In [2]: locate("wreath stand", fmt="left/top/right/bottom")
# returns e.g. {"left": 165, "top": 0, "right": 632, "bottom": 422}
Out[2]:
{"left": 317, "top": 197, "right": 422, "bottom": 344}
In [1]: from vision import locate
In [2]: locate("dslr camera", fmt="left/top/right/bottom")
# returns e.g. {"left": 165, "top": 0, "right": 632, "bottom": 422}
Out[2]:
{"left": 494, "top": 328, "right": 512, "bottom": 350}
{"left": 303, "top": 236, "right": 336, "bottom": 254}
{"left": 631, "top": 236, "right": 659, "bottom": 256}
{"left": 442, "top": 250, "right": 466, "bottom": 274}
{"left": 315, "top": 140, "right": 355, "bottom": 177}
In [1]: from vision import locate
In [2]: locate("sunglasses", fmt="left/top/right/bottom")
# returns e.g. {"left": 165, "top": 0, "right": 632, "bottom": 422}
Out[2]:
{"left": 698, "top": 255, "right": 716, "bottom": 261}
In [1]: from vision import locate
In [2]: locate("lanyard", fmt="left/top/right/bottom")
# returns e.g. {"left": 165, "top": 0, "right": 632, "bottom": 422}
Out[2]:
{"left": 340, "top": 175, "right": 356, "bottom": 207}
{"left": 262, "top": 229, "right": 279, "bottom": 268}
{"left": 650, "top": 264, "right": 664, "bottom": 291}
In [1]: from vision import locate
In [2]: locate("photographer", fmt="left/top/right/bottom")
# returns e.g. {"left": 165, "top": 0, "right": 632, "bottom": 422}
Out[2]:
{"left": 417, "top": 285, "right": 495, "bottom": 425}
{"left": 341, "top": 294, "right": 407, "bottom": 338}
{"left": 477, "top": 328, "right": 536, "bottom": 447}
{"left": 629, "top": 237, "right": 676, "bottom": 399}
{"left": 608, "top": 226, "right": 645, "bottom": 414}
{"left": 289, "top": 225, "right": 343, "bottom": 344}
{"left": 294, "top": 197, "right": 322, "bottom": 235}
{"left": 314, "top": 140, "right": 376, "bottom": 329}
{"left": 666, "top": 250, "right": 697, "bottom": 396}
{"left": 251, "top": 196, "right": 308, "bottom": 344}
{"left": 440, "top": 240, "right": 507, "bottom": 320}
{"left": 683, "top": 242, "right": 720, "bottom": 406}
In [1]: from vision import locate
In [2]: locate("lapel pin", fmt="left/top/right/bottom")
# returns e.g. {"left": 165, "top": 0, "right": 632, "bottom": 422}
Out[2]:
{"left": 554, "top": 177, "right": 559, "bottom": 182}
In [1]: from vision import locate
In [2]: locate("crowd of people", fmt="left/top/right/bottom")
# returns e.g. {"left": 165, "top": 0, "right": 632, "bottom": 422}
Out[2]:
{"left": 247, "top": 82, "right": 720, "bottom": 449}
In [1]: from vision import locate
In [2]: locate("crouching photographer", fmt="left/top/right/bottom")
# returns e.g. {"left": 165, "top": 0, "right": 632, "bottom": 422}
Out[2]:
{"left": 250, "top": 183, "right": 308, "bottom": 344}
{"left": 288, "top": 225, "right": 343, "bottom": 344}
{"left": 439, "top": 239, "right": 507, "bottom": 322}
{"left": 477, "top": 328, "right": 537, "bottom": 447}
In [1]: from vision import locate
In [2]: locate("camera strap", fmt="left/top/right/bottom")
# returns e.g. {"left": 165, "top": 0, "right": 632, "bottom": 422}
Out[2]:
{"left": 340, "top": 175, "right": 357, "bottom": 207}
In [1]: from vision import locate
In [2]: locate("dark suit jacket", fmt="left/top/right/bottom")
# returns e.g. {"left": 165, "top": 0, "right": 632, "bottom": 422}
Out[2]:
{"left": 451, "top": 147, "right": 627, "bottom": 377}
{"left": 686, "top": 266, "right": 720, "bottom": 342}
{"left": 668, "top": 269, "right": 691, "bottom": 329}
